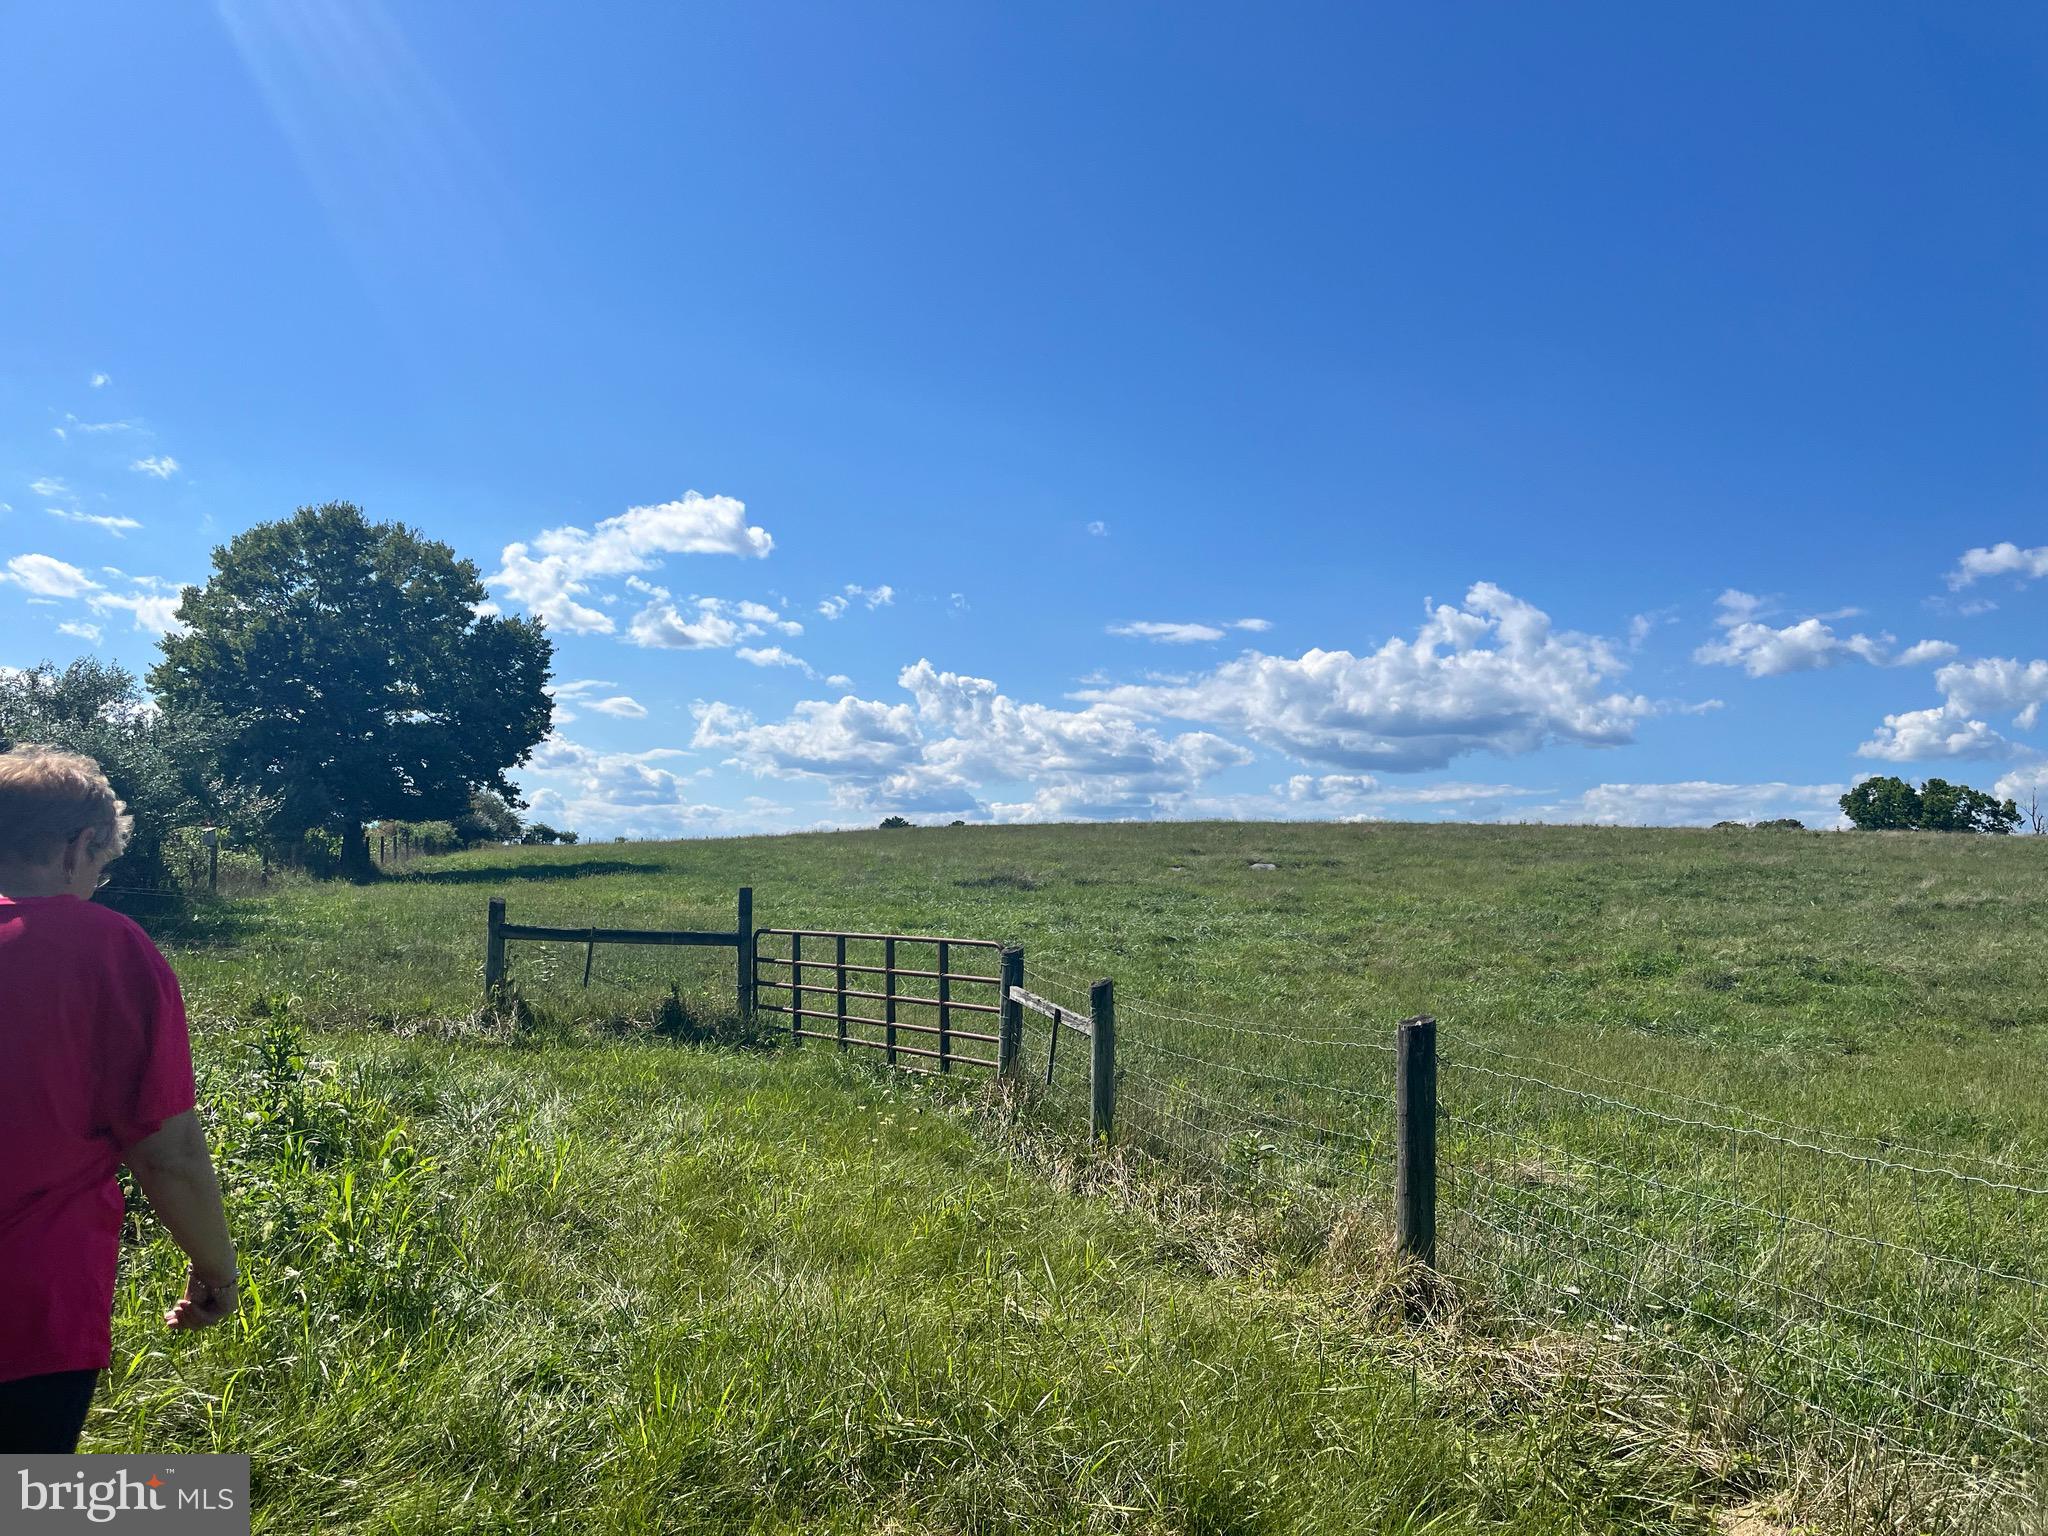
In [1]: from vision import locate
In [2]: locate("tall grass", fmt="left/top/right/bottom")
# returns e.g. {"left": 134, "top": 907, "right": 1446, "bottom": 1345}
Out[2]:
{"left": 136, "top": 820, "right": 2048, "bottom": 1531}
{"left": 101, "top": 1002, "right": 1740, "bottom": 1534}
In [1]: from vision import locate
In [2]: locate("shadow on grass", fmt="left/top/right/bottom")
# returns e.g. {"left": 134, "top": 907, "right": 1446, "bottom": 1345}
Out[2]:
{"left": 114, "top": 895, "right": 265, "bottom": 950}
{"left": 401, "top": 860, "right": 664, "bottom": 885}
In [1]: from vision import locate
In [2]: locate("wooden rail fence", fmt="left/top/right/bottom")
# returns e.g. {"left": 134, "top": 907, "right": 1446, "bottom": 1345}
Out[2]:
{"left": 485, "top": 887, "right": 755, "bottom": 1016}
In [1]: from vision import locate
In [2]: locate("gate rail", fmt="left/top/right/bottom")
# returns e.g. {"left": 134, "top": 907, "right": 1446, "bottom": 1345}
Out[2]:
{"left": 752, "top": 928, "right": 1020, "bottom": 1075}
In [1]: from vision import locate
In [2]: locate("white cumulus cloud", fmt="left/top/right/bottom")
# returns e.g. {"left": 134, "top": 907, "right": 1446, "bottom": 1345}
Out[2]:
{"left": 1934, "top": 656, "right": 2048, "bottom": 730}
{"left": 489, "top": 492, "right": 772, "bottom": 633}
{"left": 512, "top": 732, "right": 746, "bottom": 839}
{"left": 87, "top": 588, "right": 185, "bottom": 635}
{"left": 1854, "top": 653, "right": 2048, "bottom": 764}
{"left": 3, "top": 553, "right": 101, "bottom": 598}
{"left": 1078, "top": 583, "right": 1651, "bottom": 772}
{"left": 1857, "top": 705, "right": 2014, "bottom": 762}
{"left": 1948, "top": 542, "right": 2048, "bottom": 590}
{"left": 130, "top": 455, "right": 179, "bottom": 479}
{"left": 736, "top": 646, "right": 816, "bottom": 674}
{"left": 1694, "top": 590, "right": 1954, "bottom": 676}
{"left": 693, "top": 659, "right": 1251, "bottom": 820}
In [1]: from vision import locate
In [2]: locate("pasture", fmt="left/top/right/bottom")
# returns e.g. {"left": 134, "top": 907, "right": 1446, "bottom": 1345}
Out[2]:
{"left": 119, "top": 821, "right": 2048, "bottom": 1533}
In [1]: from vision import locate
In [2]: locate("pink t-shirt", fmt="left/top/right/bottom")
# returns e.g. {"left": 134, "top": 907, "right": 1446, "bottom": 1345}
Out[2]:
{"left": 0, "top": 894, "right": 196, "bottom": 1383}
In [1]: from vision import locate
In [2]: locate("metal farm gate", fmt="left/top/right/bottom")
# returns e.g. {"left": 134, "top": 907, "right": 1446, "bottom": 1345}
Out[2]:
{"left": 750, "top": 928, "right": 1017, "bottom": 1075}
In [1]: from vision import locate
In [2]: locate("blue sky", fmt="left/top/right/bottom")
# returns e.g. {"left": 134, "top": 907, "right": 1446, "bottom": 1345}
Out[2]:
{"left": 3, "top": 3, "right": 2046, "bottom": 835}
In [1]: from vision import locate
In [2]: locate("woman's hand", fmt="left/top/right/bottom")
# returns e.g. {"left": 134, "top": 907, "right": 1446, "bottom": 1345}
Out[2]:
{"left": 165, "top": 1264, "right": 238, "bottom": 1330}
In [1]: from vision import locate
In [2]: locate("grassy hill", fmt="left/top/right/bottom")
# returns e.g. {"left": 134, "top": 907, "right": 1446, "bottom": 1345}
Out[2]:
{"left": 122, "top": 820, "right": 2048, "bottom": 1533}
{"left": 166, "top": 819, "right": 2048, "bottom": 1148}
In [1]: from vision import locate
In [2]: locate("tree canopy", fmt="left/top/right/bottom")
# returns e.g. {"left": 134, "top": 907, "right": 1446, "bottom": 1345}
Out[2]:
{"left": 150, "top": 502, "right": 553, "bottom": 878}
{"left": 1839, "top": 775, "right": 2020, "bottom": 834}
{"left": 0, "top": 657, "right": 270, "bottom": 888}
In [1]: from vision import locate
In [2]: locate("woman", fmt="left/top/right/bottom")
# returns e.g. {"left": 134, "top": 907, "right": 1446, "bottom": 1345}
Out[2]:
{"left": 0, "top": 744, "right": 236, "bottom": 1453}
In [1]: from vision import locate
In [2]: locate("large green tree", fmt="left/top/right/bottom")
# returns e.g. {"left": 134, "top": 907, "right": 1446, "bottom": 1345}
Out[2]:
{"left": 1839, "top": 774, "right": 2020, "bottom": 834}
{"left": 150, "top": 502, "right": 553, "bottom": 879}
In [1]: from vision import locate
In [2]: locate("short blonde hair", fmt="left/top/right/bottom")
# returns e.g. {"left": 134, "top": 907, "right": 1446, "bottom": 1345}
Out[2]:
{"left": 0, "top": 744, "right": 134, "bottom": 863}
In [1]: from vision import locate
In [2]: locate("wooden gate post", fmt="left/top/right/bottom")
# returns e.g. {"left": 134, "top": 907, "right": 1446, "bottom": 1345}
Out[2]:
{"left": 1395, "top": 1014, "right": 1438, "bottom": 1266}
{"left": 485, "top": 897, "right": 507, "bottom": 1001}
{"left": 1089, "top": 978, "right": 1116, "bottom": 1144}
{"left": 997, "top": 946, "right": 1024, "bottom": 1077}
{"left": 736, "top": 887, "right": 755, "bottom": 1017}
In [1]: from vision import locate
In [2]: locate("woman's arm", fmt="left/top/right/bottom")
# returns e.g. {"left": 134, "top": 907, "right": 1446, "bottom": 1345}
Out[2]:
{"left": 123, "top": 1109, "right": 238, "bottom": 1330}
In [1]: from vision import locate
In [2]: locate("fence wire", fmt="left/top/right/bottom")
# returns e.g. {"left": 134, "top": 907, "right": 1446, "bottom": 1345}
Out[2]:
{"left": 1019, "top": 954, "right": 2048, "bottom": 1521}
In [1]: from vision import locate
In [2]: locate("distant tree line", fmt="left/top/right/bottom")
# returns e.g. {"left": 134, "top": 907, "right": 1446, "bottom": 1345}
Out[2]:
{"left": 1838, "top": 776, "right": 2022, "bottom": 834}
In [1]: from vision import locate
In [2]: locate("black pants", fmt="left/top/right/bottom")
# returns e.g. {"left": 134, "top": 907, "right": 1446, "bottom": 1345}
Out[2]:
{"left": 0, "top": 1369, "right": 98, "bottom": 1453}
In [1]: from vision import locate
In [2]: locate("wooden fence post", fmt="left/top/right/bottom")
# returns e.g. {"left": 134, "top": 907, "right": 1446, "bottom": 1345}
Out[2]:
{"left": 203, "top": 827, "right": 219, "bottom": 894}
{"left": 998, "top": 946, "right": 1024, "bottom": 1077}
{"left": 1090, "top": 978, "right": 1116, "bottom": 1144}
{"left": 884, "top": 937, "right": 898, "bottom": 1066}
{"left": 736, "top": 887, "right": 755, "bottom": 1017}
{"left": 485, "top": 897, "right": 507, "bottom": 1001}
{"left": 835, "top": 934, "right": 848, "bottom": 1051}
{"left": 1395, "top": 1014, "right": 1438, "bottom": 1266}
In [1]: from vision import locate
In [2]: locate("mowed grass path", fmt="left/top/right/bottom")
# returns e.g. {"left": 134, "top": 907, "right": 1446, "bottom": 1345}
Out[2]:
{"left": 101, "top": 1027, "right": 1666, "bottom": 1535}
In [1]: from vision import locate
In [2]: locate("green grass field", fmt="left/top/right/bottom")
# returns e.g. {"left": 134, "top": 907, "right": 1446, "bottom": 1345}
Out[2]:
{"left": 113, "top": 821, "right": 2048, "bottom": 1533}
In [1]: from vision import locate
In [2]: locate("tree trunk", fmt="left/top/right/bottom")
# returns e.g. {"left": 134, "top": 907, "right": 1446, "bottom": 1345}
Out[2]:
{"left": 340, "top": 821, "right": 375, "bottom": 883}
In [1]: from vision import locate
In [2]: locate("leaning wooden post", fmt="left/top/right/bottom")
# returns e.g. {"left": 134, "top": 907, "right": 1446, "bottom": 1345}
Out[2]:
{"left": 997, "top": 946, "right": 1024, "bottom": 1078}
{"left": 485, "top": 897, "right": 507, "bottom": 1002}
{"left": 1395, "top": 1014, "right": 1438, "bottom": 1267}
{"left": 1089, "top": 977, "right": 1116, "bottom": 1145}
{"left": 735, "top": 887, "right": 755, "bottom": 1017}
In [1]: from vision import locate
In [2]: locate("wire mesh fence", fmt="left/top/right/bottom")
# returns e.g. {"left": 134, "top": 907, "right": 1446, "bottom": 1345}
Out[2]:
{"left": 1015, "top": 954, "right": 2047, "bottom": 1525}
